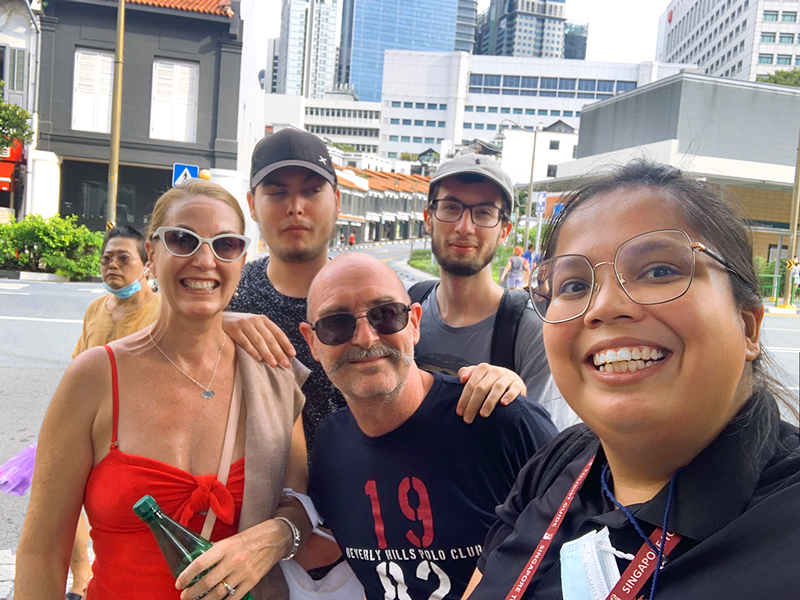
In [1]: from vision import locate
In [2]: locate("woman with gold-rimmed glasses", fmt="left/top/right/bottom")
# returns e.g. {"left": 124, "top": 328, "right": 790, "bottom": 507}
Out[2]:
{"left": 464, "top": 161, "right": 800, "bottom": 600}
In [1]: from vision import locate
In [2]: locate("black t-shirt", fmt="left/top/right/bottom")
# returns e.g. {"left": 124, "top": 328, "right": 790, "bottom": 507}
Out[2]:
{"left": 471, "top": 392, "right": 800, "bottom": 600}
{"left": 228, "top": 257, "right": 346, "bottom": 451}
{"left": 308, "top": 372, "right": 558, "bottom": 600}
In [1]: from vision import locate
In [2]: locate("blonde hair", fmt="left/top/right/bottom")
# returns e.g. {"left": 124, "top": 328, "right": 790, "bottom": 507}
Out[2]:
{"left": 147, "top": 180, "right": 246, "bottom": 237}
{"left": 513, "top": 245, "right": 524, "bottom": 256}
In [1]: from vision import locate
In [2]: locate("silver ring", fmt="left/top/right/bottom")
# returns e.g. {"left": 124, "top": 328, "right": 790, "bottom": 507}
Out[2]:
{"left": 221, "top": 581, "right": 236, "bottom": 597}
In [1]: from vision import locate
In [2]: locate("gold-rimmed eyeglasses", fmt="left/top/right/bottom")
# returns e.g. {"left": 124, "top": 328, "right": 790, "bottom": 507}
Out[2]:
{"left": 529, "top": 229, "right": 746, "bottom": 324}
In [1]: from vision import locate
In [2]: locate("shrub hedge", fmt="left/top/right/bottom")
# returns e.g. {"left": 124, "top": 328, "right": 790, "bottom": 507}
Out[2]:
{"left": 0, "top": 214, "right": 104, "bottom": 280}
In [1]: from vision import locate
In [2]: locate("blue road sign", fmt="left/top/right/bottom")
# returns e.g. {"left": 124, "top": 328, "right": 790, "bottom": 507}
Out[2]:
{"left": 172, "top": 163, "right": 199, "bottom": 186}
{"left": 536, "top": 191, "right": 547, "bottom": 215}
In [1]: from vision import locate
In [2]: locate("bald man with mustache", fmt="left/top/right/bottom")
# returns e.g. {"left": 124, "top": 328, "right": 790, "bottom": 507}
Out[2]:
{"left": 299, "top": 253, "right": 557, "bottom": 600}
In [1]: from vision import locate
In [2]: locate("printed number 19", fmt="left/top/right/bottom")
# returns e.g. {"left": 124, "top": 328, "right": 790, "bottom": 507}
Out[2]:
{"left": 365, "top": 477, "right": 435, "bottom": 549}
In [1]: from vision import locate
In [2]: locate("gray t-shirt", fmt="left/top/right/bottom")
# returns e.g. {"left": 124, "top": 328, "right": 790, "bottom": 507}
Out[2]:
{"left": 415, "top": 284, "right": 578, "bottom": 431}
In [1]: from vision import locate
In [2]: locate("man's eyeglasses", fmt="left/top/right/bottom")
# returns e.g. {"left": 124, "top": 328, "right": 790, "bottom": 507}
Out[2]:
{"left": 152, "top": 227, "right": 250, "bottom": 262}
{"left": 529, "top": 229, "right": 746, "bottom": 324}
{"left": 100, "top": 254, "right": 134, "bottom": 267}
{"left": 431, "top": 199, "right": 506, "bottom": 228}
{"left": 309, "top": 302, "right": 411, "bottom": 346}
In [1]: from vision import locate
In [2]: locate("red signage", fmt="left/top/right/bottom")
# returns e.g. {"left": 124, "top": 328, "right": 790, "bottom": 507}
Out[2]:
{"left": 668, "top": 10, "right": 673, "bottom": 23}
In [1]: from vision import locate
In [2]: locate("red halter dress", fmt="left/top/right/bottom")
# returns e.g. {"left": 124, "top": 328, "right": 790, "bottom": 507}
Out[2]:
{"left": 82, "top": 346, "right": 245, "bottom": 599}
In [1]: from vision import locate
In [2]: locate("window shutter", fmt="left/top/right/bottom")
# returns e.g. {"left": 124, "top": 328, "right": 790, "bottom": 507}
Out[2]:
{"left": 99, "top": 53, "right": 114, "bottom": 133}
{"left": 150, "top": 59, "right": 198, "bottom": 142}
{"left": 10, "top": 49, "right": 25, "bottom": 92}
{"left": 72, "top": 49, "right": 113, "bottom": 133}
{"left": 72, "top": 50, "right": 98, "bottom": 131}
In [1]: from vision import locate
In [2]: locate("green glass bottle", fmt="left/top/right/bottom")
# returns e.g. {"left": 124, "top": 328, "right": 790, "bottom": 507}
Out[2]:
{"left": 133, "top": 494, "right": 253, "bottom": 600}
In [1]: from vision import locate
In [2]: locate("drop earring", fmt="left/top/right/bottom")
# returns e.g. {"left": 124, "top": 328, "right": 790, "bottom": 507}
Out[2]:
{"left": 150, "top": 278, "right": 159, "bottom": 293}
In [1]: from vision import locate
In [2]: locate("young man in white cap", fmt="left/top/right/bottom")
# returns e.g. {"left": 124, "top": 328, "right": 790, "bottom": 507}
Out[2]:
{"left": 411, "top": 153, "right": 576, "bottom": 430}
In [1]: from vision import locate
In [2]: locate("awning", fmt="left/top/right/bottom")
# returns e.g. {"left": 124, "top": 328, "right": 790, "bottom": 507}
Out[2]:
{"left": 365, "top": 212, "right": 382, "bottom": 222}
{"left": 381, "top": 212, "right": 397, "bottom": 222}
{"left": 336, "top": 213, "right": 367, "bottom": 226}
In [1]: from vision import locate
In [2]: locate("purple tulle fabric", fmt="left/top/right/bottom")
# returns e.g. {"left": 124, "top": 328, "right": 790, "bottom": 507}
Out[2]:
{"left": 0, "top": 442, "right": 37, "bottom": 496}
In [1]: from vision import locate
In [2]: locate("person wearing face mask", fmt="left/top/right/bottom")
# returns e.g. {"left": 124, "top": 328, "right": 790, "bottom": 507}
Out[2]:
{"left": 71, "top": 226, "right": 160, "bottom": 358}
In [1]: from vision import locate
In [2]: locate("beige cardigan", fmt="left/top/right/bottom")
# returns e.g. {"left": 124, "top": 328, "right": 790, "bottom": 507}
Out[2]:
{"left": 236, "top": 347, "right": 308, "bottom": 600}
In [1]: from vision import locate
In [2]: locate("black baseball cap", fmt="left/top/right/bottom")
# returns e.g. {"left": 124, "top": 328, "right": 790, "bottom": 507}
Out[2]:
{"left": 250, "top": 128, "right": 337, "bottom": 189}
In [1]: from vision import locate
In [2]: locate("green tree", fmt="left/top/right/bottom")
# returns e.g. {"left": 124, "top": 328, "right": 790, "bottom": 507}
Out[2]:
{"left": 0, "top": 82, "right": 33, "bottom": 153}
{"left": 757, "top": 69, "right": 800, "bottom": 88}
{"left": 0, "top": 214, "right": 104, "bottom": 280}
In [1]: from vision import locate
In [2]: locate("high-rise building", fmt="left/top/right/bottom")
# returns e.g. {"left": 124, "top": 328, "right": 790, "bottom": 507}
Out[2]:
{"left": 266, "top": 38, "right": 279, "bottom": 93}
{"left": 475, "top": 0, "right": 567, "bottom": 58}
{"left": 656, "top": 0, "right": 800, "bottom": 81}
{"left": 276, "top": 0, "right": 337, "bottom": 98}
{"left": 456, "top": 0, "right": 479, "bottom": 52}
{"left": 564, "top": 21, "right": 588, "bottom": 59}
{"left": 337, "top": 0, "right": 476, "bottom": 102}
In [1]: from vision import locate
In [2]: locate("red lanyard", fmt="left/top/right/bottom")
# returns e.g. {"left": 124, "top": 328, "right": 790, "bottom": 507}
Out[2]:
{"left": 504, "top": 456, "right": 682, "bottom": 600}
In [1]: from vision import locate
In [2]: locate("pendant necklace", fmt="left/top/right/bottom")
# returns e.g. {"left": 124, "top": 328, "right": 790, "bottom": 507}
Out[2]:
{"left": 148, "top": 324, "right": 225, "bottom": 398}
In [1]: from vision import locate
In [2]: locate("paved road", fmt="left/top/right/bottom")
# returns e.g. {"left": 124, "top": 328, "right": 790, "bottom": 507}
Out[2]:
{"left": 1, "top": 244, "right": 798, "bottom": 597}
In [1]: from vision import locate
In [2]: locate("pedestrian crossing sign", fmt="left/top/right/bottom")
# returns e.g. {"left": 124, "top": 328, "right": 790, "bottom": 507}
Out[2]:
{"left": 172, "top": 163, "right": 199, "bottom": 186}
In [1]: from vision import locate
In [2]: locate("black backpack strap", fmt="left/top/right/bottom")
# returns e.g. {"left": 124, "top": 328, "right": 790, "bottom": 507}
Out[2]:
{"left": 408, "top": 280, "right": 437, "bottom": 305}
{"left": 489, "top": 289, "right": 530, "bottom": 371}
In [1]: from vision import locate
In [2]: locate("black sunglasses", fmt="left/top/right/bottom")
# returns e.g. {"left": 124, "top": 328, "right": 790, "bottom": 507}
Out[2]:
{"left": 309, "top": 302, "right": 411, "bottom": 346}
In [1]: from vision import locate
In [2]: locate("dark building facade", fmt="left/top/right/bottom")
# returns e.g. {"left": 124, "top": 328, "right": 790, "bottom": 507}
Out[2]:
{"left": 37, "top": 0, "right": 241, "bottom": 231}
{"left": 564, "top": 21, "right": 587, "bottom": 60}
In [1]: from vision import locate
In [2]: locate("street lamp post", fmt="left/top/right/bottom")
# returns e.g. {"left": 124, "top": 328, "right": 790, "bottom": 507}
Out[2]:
{"left": 494, "top": 120, "right": 540, "bottom": 250}
{"left": 779, "top": 124, "right": 800, "bottom": 307}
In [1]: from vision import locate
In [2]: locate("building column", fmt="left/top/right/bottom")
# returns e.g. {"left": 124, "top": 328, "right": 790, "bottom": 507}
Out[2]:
{"left": 36, "top": 15, "right": 58, "bottom": 148}
{"left": 26, "top": 150, "right": 61, "bottom": 218}
{"left": 213, "top": 39, "right": 243, "bottom": 169}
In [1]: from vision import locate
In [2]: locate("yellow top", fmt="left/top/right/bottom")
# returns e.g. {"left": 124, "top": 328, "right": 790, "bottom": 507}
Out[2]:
{"left": 72, "top": 294, "right": 161, "bottom": 358}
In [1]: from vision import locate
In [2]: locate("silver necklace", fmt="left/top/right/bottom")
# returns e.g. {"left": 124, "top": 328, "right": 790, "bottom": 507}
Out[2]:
{"left": 148, "top": 324, "right": 225, "bottom": 398}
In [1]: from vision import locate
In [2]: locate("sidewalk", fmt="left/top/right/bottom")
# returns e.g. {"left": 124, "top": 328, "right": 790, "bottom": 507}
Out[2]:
{"left": 1, "top": 546, "right": 94, "bottom": 599}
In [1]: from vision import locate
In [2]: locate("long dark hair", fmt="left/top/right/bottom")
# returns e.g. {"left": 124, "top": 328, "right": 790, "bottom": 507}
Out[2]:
{"left": 543, "top": 160, "right": 798, "bottom": 424}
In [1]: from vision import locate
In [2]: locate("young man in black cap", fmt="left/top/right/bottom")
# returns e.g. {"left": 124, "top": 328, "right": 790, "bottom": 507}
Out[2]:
{"left": 225, "top": 130, "right": 529, "bottom": 449}
{"left": 226, "top": 128, "right": 345, "bottom": 449}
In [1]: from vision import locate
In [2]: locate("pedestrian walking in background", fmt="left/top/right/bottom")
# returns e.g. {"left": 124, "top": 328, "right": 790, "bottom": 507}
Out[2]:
{"left": 500, "top": 245, "right": 530, "bottom": 290}
{"left": 348, "top": 231, "right": 355, "bottom": 247}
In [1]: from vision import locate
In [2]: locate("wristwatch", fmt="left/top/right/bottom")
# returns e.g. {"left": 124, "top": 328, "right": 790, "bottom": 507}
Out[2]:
{"left": 275, "top": 516, "right": 301, "bottom": 561}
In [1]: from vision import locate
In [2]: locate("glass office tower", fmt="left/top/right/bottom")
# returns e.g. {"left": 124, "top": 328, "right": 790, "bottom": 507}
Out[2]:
{"left": 338, "top": 0, "right": 471, "bottom": 102}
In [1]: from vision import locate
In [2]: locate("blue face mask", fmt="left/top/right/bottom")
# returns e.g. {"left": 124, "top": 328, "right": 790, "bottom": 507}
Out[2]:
{"left": 103, "top": 278, "right": 142, "bottom": 299}
{"left": 560, "top": 527, "right": 632, "bottom": 600}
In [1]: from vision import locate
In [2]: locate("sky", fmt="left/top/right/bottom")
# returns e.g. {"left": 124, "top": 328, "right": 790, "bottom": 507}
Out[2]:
{"left": 264, "top": 0, "right": 671, "bottom": 64}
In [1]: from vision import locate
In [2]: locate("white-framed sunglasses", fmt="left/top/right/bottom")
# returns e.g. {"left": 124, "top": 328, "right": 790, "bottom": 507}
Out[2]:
{"left": 152, "top": 227, "right": 250, "bottom": 262}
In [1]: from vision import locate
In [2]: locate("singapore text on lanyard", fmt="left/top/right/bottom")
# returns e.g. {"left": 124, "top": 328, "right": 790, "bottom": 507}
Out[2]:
{"left": 504, "top": 456, "right": 682, "bottom": 600}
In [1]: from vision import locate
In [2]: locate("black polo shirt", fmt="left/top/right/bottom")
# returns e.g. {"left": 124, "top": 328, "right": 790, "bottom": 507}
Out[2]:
{"left": 471, "top": 392, "right": 800, "bottom": 599}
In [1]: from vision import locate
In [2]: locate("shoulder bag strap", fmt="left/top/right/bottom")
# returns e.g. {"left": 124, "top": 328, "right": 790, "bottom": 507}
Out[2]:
{"left": 201, "top": 362, "right": 243, "bottom": 540}
{"left": 408, "top": 280, "right": 437, "bottom": 305}
{"left": 489, "top": 289, "right": 529, "bottom": 370}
